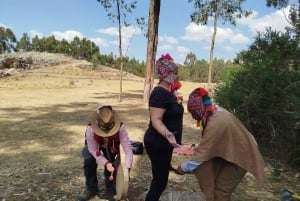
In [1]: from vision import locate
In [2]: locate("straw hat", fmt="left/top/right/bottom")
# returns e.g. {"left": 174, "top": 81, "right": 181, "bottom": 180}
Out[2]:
{"left": 90, "top": 105, "right": 121, "bottom": 137}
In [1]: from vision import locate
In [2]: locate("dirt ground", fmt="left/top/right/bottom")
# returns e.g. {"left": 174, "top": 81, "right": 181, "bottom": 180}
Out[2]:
{"left": 0, "top": 53, "right": 299, "bottom": 201}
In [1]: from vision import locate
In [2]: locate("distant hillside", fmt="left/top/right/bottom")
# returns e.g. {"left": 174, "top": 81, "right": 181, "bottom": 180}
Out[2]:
{"left": 0, "top": 51, "right": 143, "bottom": 81}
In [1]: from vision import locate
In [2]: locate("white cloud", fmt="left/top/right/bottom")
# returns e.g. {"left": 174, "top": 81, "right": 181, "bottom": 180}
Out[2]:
{"left": 203, "top": 45, "right": 211, "bottom": 50}
{"left": 0, "top": 23, "right": 8, "bottom": 28}
{"left": 28, "top": 30, "right": 44, "bottom": 38}
{"left": 177, "top": 46, "right": 190, "bottom": 54}
{"left": 237, "top": 7, "right": 292, "bottom": 35}
{"left": 122, "top": 26, "right": 142, "bottom": 38}
{"left": 51, "top": 30, "right": 84, "bottom": 41}
{"left": 181, "top": 23, "right": 211, "bottom": 41}
{"left": 91, "top": 37, "right": 109, "bottom": 47}
{"left": 96, "top": 26, "right": 141, "bottom": 49}
{"left": 230, "top": 32, "right": 249, "bottom": 44}
{"left": 97, "top": 27, "right": 118, "bottom": 36}
{"left": 158, "top": 44, "right": 173, "bottom": 51}
{"left": 111, "top": 40, "right": 119, "bottom": 46}
{"left": 176, "top": 46, "right": 190, "bottom": 63}
{"left": 224, "top": 45, "right": 234, "bottom": 51}
{"left": 159, "top": 35, "right": 178, "bottom": 44}
{"left": 216, "top": 27, "right": 249, "bottom": 44}
{"left": 181, "top": 23, "right": 249, "bottom": 44}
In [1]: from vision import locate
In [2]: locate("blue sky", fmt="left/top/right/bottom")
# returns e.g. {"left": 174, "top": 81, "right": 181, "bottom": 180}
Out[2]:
{"left": 0, "top": 0, "right": 296, "bottom": 64}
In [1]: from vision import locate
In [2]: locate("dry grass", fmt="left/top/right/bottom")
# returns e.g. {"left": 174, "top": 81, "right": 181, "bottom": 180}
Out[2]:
{"left": 0, "top": 53, "right": 298, "bottom": 201}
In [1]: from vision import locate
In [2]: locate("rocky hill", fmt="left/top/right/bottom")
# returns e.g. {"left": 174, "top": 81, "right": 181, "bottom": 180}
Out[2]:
{"left": 0, "top": 51, "right": 143, "bottom": 82}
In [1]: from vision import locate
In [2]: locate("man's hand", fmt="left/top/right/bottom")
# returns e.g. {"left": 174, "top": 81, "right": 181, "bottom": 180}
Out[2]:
{"left": 175, "top": 165, "right": 185, "bottom": 175}
{"left": 105, "top": 162, "right": 115, "bottom": 173}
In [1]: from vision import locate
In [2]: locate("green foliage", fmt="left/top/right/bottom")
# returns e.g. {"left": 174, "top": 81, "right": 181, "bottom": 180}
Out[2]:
{"left": 55, "top": 39, "right": 70, "bottom": 55}
{"left": 188, "top": 0, "right": 252, "bottom": 26}
{"left": 188, "top": 0, "right": 252, "bottom": 89}
{"left": 219, "top": 61, "right": 241, "bottom": 82}
{"left": 91, "top": 52, "right": 101, "bottom": 69}
{"left": 180, "top": 54, "right": 237, "bottom": 83}
{"left": 31, "top": 35, "right": 41, "bottom": 52}
{"left": 214, "top": 29, "right": 300, "bottom": 168}
{"left": 266, "top": 0, "right": 299, "bottom": 46}
{"left": 179, "top": 60, "right": 209, "bottom": 83}
{"left": 43, "top": 35, "right": 58, "bottom": 53}
{"left": 97, "top": 0, "right": 138, "bottom": 25}
{"left": 99, "top": 52, "right": 116, "bottom": 66}
{"left": 17, "top": 33, "right": 31, "bottom": 51}
{"left": 0, "top": 26, "right": 17, "bottom": 53}
{"left": 266, "top": 0, "right": 288, "bottom": 8}
{"left": 0, "top": 26, "right": 254, "bottom": 85}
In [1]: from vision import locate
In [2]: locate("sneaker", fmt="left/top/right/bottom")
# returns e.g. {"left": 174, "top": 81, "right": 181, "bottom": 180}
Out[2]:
{"left": 76, "top": 189, "right": 99, "bottom": 201}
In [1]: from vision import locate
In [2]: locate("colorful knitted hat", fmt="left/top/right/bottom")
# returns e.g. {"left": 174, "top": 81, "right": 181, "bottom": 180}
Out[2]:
{"left": 188, "top": 88, "right": 206, "bottom": 120}
{"left": 155, "top": 53, "right": 177, "bottom": 84}
{"left": 188, "top": 87, "right": 214, "bottom": 122}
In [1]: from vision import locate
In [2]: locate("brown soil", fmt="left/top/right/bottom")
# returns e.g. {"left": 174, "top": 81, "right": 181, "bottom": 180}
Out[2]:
{"left": 0, "top": 53, "right": 299, "bottom": 201}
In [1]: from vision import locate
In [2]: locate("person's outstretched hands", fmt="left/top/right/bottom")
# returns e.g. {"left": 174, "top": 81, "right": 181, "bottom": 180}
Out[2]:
{"left": 175, "top": 165, "right": 185, "bottom": 175}
{"left": 165, "top": 130, "right": 180, "bottom": 148}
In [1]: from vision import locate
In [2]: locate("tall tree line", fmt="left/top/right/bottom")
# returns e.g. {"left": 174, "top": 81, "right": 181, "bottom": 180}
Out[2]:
{"left": 0, "top": 25, "right": 236, "bottom": 82}
{"left": 2, "top": 31, "right": 101, "bottom": 62}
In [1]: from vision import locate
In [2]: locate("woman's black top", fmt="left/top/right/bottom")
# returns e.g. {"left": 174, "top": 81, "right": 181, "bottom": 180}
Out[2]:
{"left": 144, "top": 86, "right": 184, "bottom": 149}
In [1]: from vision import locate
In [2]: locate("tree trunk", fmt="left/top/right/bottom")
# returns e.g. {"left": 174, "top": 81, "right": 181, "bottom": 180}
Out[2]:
{"left": 117, "top": 0, "right": 123, "bottom": 102}
{"left": 143, "top": 0, "right": 161, "bottom": 103}
{"left": 207, "top": 1, "right": 220, "bottom": 93}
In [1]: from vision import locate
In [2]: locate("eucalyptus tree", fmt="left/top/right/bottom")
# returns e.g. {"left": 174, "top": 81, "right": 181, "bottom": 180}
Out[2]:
{"left": 70, "top": 36, "right": 82, "bottom": 59}
{"left": 79, "top": 38, "right": 100, "bottom": 61}
{"left": 17, "top": 33, "right": 31, "bottom": 52}
{"left": 55, "top": 38, "right": 70, "bottom": 55}
{"left": 143, "top": 0, "right": 161, "bottom": 102}
{"left": 184, "top": 52, "right": 197, "bottom": 78}
{"left": 188, "top": 0, "right": 252, "bottom": 92}
{"left": 44, "top": 35, "right": 58, "bottom": 53}
{"left": 97, "top": 0, "right": 140, "bottom": 102}
{"left": 0, "top": 26, "right": 17, "bottom": 53}
{"left": 266, "top": 0, "right": 289, "bottom": 7}
{"left": 31, "top": 35, "right": 41, "bottom": 52}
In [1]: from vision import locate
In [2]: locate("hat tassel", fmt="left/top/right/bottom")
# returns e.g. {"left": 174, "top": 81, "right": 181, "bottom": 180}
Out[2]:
{"left": 196, "top": 120, "right": 203, "bottom": 131}
{"left": 111, "top": 139, "right": 117, "bottom": 153}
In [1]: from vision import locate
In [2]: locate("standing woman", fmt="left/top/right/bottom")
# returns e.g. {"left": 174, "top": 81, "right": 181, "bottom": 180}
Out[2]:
{"left": 144, "top": 54, "right": 184, "bottom": 201}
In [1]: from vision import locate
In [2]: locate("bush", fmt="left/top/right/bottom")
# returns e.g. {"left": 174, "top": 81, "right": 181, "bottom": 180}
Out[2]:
{"left": 214, "top": 29, "right": 300, "bottom": 168}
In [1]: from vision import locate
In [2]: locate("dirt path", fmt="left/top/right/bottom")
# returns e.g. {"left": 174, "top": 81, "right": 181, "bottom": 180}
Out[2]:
{"left": 0, "top": 55, "right": 298, "bottom": 201}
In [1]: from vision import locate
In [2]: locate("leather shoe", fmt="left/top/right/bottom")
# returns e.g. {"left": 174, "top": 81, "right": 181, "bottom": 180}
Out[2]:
{"left": 76, "top": 189, "right": 98, "bottom": 201}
